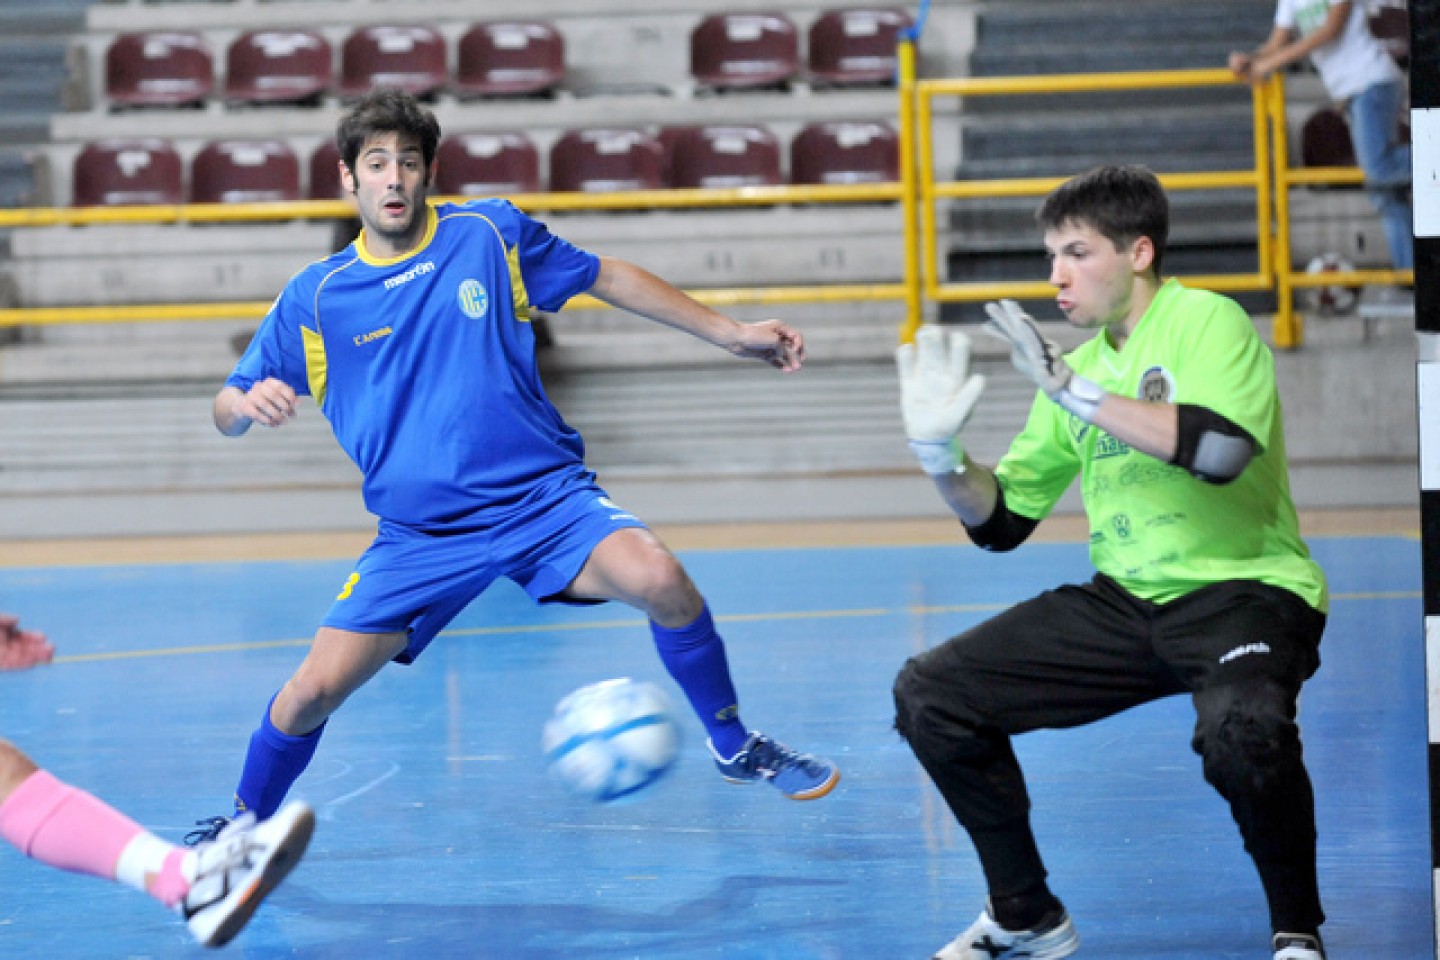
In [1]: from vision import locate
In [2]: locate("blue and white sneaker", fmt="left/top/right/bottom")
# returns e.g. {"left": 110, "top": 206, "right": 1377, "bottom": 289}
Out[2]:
{"left": 933, "top": 904, "right": 1079, "bottom": 959}
{"left": 708, "top": 731, "right": 839, "bottom": 800}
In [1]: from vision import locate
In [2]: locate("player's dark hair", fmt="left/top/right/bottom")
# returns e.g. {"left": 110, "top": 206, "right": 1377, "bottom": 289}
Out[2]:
{"left": 336, "top": 87, "right": 441, "bottom": 178}
{"left": 1037, "top": 164, "right": 1169, "bottom": 276}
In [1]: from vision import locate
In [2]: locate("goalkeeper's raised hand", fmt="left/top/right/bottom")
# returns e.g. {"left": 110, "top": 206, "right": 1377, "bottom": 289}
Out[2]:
{"left": 896, "top": 325, "right": 986, "bottom": 476}
{"left": 982, "top": 299, "right": 1104, "bottom": 422}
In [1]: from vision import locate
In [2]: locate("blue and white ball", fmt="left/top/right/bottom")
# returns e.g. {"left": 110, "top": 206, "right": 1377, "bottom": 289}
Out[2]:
{"left": 543, "top": 678, "right": 682, "bottom": 803}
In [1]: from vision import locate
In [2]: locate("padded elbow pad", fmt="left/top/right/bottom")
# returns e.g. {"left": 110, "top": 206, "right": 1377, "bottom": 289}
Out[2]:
{"left": 1171, "top": 403, "right": 1256, "bottom": 484}
{"left": 962, "top": 485, "right": 1039, "bottom": 552}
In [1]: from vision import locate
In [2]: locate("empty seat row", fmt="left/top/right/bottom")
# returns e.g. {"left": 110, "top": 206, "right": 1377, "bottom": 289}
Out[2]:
{"left": 72, "top": 121, "right": 900, "bottom": 207}
{"left": 105, "top": 23, "right": 561, "bottom": 106}
{"left": 102, "top": 9, "right": 911, "bottom": 108}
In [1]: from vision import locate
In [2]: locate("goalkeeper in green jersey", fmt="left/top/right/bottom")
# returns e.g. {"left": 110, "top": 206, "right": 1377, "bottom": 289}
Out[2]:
{"left": 893, "top": 165, "right": 1329, "bottom": 960}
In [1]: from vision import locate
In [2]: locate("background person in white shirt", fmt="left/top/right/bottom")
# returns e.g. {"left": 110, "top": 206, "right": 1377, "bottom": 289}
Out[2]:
{"left": 1230, "top": 0, "right": 1413, "bottom": 271}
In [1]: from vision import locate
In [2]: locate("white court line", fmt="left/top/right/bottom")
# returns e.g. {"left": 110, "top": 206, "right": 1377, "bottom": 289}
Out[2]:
{"left": 319, "top": 762, "right": 402, "bottom": 821}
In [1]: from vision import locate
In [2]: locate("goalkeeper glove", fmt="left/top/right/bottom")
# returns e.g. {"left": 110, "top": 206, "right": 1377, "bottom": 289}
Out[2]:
{"left": 896, "top": 325, "right": 986, "bottom": 475}
{"left": 983, "top": 299, "right": 1104, "bottom": 422}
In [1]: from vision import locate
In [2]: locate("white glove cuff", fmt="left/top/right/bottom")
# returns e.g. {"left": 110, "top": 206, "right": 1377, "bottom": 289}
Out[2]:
{"left": 908, "top": 437, "right": 966, "bottom": 476}
{"left": 1054, "top": 374, "right": 1104, "bottom": 423}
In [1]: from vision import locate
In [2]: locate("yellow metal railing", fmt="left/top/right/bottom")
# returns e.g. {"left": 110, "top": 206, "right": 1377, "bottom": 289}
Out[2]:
{"left": 0, "top": 49, "right": 1401, "bottom": 350}
{"left": 0, "top": 183, "right": 907, "bottom": 328}
{"left": 897, "top": 55, "right": 1275, "bottom": 343}
{"left": 1265, "top": 74, "right": 1412, "bottom": 347}
{"left": 897, "top": 46, "right": 1408, "bottom": 348}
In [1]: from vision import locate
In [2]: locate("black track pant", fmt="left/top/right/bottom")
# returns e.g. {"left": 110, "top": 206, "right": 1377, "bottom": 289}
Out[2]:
{"left": 892, "top": 574, "right": 1326, "bottom": 934}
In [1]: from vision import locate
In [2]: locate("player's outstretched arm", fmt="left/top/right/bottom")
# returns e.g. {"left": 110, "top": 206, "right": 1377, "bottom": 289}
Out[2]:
{"left": 0, "top": 614, "right": 54, "bottom": 671}
{"left": 896, "top": 325, "right": 999, "bottom": 526}
{"left": 213, "top": 379, "right": 299, "bottom": 437}
{"left": 979, "top": 299, "right": 1260, "bottom": 480}
{"left": 587, "top": 256, "right": 804, "bottom": 372}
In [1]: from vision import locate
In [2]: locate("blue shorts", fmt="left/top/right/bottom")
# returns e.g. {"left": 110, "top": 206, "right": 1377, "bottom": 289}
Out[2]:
{"left": 321, "top": 477, "right": 647, "bottom": 664}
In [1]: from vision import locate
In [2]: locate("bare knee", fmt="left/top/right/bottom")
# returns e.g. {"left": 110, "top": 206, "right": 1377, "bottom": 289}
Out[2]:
{"left": 274, "top": 671, "right": 346, "bottom": 733}
{"left": 271, "top": 629, "right": 408, "bottom": 734}
{"left": 0, "top": 739, "right": 39, "bottom": 801}
{"left": 631, "top": 554, "right": 703, "bottom": 626}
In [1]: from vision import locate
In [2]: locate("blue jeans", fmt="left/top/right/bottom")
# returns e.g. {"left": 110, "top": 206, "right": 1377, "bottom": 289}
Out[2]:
{"left": 1346, "top": 80, "right": 1412, "bottom": 270}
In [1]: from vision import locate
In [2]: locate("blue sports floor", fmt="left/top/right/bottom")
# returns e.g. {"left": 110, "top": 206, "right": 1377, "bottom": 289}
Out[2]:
{"left": 0, "top": 531, "right": 1429, "bottom": 958}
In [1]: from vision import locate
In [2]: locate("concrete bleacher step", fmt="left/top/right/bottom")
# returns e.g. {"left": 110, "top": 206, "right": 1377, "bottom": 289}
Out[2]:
{"left": 972, "top": 1, "right": 1271, "bottom": 59}
{"left": 958, "top": 107, "right": 1255, "bottom": 179}
{"left": 0, "top": 354, "right": 1038, "bottom": 537}
{"left": 964, "top": 0, "right": 1267, "bottom": 114}
{"left": 948, "top": 190, "right": 1261, "bottom": 251}
{"left": 3, "top": 207, "right": 912, "bottom": 313}
{"left": 947, "top": 0, "right": 1279, "bottom": 294}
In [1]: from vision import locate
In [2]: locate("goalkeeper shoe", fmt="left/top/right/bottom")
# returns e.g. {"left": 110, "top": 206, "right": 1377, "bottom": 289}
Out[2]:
{"left": 932, "top": 904, "right": 1079, "bottom": 959}
{"left": 182, "top": 802, "right": 315, "bottom": 948}
{"left": 709, "top": 732, "right": 839, "bottom": 800}
{"left": 1273, "top": 933, "right": 1326, "bottom": 960}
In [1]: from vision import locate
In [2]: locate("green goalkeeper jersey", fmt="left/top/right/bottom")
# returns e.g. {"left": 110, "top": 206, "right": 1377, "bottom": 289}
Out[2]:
{"left": 994, "top": 279, "right": 1328, "bottom": 612}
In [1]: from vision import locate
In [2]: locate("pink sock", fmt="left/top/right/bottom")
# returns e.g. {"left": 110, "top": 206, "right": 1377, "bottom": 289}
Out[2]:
{"left": 146, "top": 848, "right": 193, "bottom": 908}
{"left": 0, "top": 769, "right": 190, "bottom": 906}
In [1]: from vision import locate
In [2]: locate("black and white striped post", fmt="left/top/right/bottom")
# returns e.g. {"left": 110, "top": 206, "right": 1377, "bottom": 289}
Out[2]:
{"left": 1414, "top": 2, "right": 1440, "bottom": 955}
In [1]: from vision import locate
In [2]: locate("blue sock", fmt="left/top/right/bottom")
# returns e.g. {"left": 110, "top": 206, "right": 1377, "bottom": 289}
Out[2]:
{"left": 650, "top": 604, "right": 749, "bottom": 758}
{"left": 234, "top": 693, "right": 326, "bottom": 819}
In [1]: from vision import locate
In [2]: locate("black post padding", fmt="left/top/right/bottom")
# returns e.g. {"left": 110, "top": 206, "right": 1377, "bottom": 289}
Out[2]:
{"left": 1431, "top": 743, "right": 1440, "bottom": 868}
{"left": 1422, "top": 492, "right": 1440, "bottom": 612}
{"left": 1413, "top": 0, "right": 1440, "bottom": 109}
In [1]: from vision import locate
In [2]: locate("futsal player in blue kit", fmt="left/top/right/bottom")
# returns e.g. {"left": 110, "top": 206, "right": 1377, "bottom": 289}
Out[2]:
{"left": 188, "top": 88, "right": 838, "bottom": 842}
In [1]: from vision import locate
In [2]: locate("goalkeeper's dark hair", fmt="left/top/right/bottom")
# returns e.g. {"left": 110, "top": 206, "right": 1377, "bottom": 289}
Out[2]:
{"left": 336, "top": 87, "right": 441, "bottom": 178}
{"left": 1037, "top": 164, "right": 1169, "bottom": 276}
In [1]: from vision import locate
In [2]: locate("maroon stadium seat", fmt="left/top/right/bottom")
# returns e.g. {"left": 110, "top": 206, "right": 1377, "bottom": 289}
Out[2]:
{"left": 454, "top": 21, "right": 564, "bottom": 97}
{"left": 807, "top": 7, "right": 911, "bottom": 87}
{"left": 339, "top": 25, "right": 447, "bottom": 99}
{"left": 690, "top": 13, "right": 799, "bottom": 91}
{"left": 105, "top": 31, "right": 214, "bottom": 108}
{"left": 790, "top": 121, "right": 899, "bottom": 184}
{"left": 549, "top": 129, "right": 666, "bottom": 193}
{"left": 435, "top": 132, "right": 540, "bottom": 196}
{"left": 225, "top": 29, "right": 332, "bottom": 105}
{"left": 1300, "top": 106, "right": 1357, "bottom": 169}
{"left": 667, "top": 125, "right": 781, "bottom": 189}
{"left": 309, "top": 140, "right": 346, "bottom": 200}
{"left": 1368, "top": 3, "right": 1410, "bottom": 67}
{"left": 72, "top": 139, "right": 184, "bottom": 206}
{"left": 191, "top": 140, "right": 301, "bottom": 204}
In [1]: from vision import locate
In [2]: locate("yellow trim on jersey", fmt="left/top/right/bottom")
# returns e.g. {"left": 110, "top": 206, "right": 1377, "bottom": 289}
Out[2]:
{"left": 506, "top": 241, "right": 531, "bottom": 320}
{"left": 304, "top": 255, "right": 363, "bottom": 408}
{"left": 438, "top": 209, "right": 532, "bottom": 321}
{"left": 354, "top": 206, "right": 440, "bottom": 267}
{"left": 301, "top": 325, "right": 327, "bottom": 407}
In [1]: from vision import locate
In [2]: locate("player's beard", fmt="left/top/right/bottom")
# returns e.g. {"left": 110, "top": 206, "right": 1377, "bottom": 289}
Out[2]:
{"left": 368, "top": 197, "right": 426, "bottom": 250}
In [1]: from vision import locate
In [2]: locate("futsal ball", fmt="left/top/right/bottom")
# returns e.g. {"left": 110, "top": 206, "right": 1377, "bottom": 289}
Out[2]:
{"left": 542, "top": 678, "right": 681, "bottom": 803}
{"left": 1301, "top": 252, "right": 1360, "bottom": 316}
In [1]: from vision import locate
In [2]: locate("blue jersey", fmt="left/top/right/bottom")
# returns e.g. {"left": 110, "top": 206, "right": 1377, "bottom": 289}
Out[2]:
{"left": 228, "top": 198, "right": 601, "bottom": 530}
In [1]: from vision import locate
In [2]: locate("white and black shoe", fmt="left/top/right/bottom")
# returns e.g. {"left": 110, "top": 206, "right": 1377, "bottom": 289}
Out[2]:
{"left": 182, "top": 802, "right": 315, "bottom": 948}
{"left": 1273, "top": 932, "right": 1326, "bottom": 960}
{"left": 932, "top": 903, "right": 1079, "bottom": 959}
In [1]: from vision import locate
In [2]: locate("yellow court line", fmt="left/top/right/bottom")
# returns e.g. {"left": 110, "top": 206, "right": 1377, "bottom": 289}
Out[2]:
{"left": 54, "top": 637, "right": 311, "bottom": 664}
{"left": 46, "top": 592, "right": 1417, "bottom": 665}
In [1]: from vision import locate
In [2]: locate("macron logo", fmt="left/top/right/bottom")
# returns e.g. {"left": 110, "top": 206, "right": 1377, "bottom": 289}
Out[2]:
{"left": 1218, "top": 642, "right": 1271, "bottom": 665}
{"left": 383, "top": 260, "right": 435, "bottom": 290}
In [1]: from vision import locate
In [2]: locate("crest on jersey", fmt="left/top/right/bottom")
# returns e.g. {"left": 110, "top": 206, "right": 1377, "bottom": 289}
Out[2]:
{"left": 457, "top": 279, "right": 489, "bottom": 319}
{"left": 1137, "top": 366, "right": 1174, "bottom": 403}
